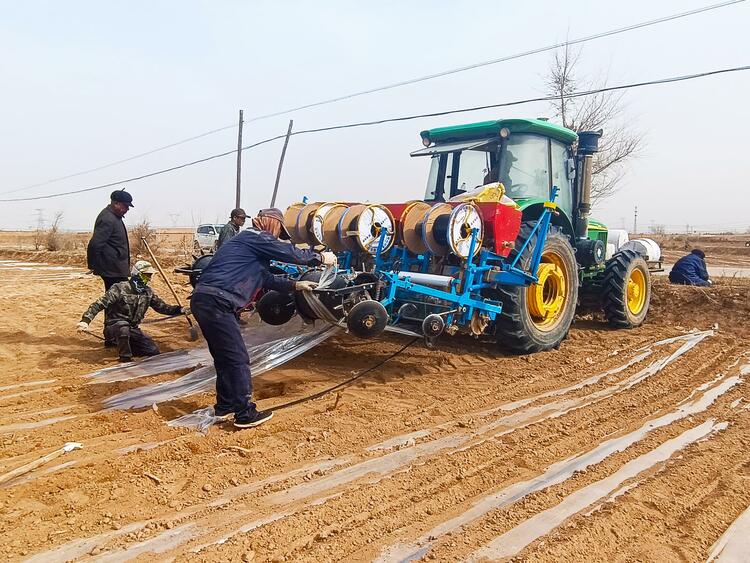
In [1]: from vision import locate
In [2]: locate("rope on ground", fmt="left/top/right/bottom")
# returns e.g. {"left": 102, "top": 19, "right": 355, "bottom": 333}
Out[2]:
{"left": 269, "top": 337, "right": 419, "bottom": 412}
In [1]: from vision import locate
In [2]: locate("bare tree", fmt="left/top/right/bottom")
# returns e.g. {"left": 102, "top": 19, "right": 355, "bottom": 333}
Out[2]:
{"left": 45, "top": 212, "right": 64, "bottom": 251}
{"left": 546, "top": 45, "right": 642, "bottom": 202}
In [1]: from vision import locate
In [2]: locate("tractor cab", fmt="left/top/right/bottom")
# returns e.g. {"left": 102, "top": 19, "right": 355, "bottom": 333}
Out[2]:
{"left": 413, "top": 118, "right": 577, "bottom": 225}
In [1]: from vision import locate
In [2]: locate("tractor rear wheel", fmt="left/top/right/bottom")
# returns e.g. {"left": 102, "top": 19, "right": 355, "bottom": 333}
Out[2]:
{"left": 602, "top": 249, "right": 651, "bottom": 328}
{"left": 493, "top": 222, "right": 579, "bottom": 353}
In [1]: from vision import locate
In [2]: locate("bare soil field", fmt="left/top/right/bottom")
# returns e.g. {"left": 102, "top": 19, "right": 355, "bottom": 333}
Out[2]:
{"left": 0, "top": 247, "right": 749, "bottom": 562}
{"left": 650, "top": 233, "right": 750, "bottom": 268}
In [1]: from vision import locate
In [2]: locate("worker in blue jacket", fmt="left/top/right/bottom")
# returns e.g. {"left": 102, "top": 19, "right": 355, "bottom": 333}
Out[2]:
{"left": 190, "top": 208, "right": 337, "bottom": 429}
{"left": 669, "top": 248, "right": 712, "bottom": 287}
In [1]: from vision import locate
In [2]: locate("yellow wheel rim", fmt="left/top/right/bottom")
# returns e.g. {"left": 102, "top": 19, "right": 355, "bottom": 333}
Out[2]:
{"left": 627, "top": 267, "right": 647, "bottom": 315}
{"left": 527, "top": 252, "right": 568, "bottom": 331}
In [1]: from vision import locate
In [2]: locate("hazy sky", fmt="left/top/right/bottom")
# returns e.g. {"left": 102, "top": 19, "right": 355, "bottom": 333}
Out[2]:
{"left": 1, "top": 0, "right": 748, "bottom": 233}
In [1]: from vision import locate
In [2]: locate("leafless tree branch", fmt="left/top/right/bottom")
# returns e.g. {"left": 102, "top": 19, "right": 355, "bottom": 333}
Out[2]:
{"left": 546, "top": 44, "right": 642, "bottom": 201}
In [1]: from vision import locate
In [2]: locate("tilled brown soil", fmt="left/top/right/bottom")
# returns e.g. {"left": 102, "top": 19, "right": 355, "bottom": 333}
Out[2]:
{"left": 0, "top": 253, "right": 749, "bottom": 562}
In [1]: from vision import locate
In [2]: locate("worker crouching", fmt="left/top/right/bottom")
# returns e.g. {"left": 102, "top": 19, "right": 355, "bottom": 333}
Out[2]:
{"left": 77, "top": 260, "right": 187, "bottom": 362}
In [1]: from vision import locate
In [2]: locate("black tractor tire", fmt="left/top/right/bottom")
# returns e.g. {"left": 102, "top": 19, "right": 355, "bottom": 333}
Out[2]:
{"left": 492, "top": 222, "right": 579, "bottom": 354}
{"left": 602, "top": 249, "right": 651, "bottom": 328}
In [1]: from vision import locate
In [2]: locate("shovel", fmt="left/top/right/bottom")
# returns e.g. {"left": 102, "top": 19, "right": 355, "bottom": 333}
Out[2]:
{"left": 141, "top": 237, "right": 200, "bottom": 341}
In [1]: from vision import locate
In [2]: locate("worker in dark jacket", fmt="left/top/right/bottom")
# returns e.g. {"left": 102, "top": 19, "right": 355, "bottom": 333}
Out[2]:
{"left": 191, "top": 208, "right": 337, "bottom": 429}
{"left": 87, "top": 189, "right": 133, "bottom": 345}
{"left": 87, "top": 190, "right": 133, "bottom": 289}
{"left": 669, "top": 248, "right": 712, "bottom": 286}
{"left": 217, "top": 208, "right": 246, "bottom": 250}
{"left": 77, "top": 260, "right": 186, "bottom": 362}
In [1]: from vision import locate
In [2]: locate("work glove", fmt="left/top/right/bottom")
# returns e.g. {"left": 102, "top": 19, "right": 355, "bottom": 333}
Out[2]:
{"left": 295, "top": 280, "right": 318, "bottom": 292}
{"left": 76, "top": 321, "right": 90, "bottom": 332}
{"left": 320, "top": 251, "right": 338, "bottom": 267}
{"left": 181, "top": 306, "right": 191, "bottom": 316}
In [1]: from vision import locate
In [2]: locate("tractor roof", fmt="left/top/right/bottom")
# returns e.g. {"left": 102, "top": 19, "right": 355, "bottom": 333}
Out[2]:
{"left": 421, "top": 118, "right": 578, "bottom": 146}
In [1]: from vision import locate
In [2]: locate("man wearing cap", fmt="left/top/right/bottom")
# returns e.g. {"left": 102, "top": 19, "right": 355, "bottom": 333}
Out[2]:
{"left": 217, "top": 208, "right": 247, "bottom": 250}
{"left": 87, "top": 189, "right": 134, "bottom": 345}
{"left": 191, "top": 207, "right": 337, "bottom": 429}
{"left": 87, "top": 189, "right": 134, "bottom": 290}
{"left": 77, "top": 260, "right": 187, "bottom": 362}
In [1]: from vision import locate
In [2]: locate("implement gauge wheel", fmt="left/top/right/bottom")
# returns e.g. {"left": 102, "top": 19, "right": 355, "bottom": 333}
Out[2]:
{"left": 346, "top": 300, "right": 388, "bottom": 339}
{"left": 492, "top": 222, "right": 579, "bottom": 354}
{"left": 602, "top": 249, "right": 651, "bottom": 328}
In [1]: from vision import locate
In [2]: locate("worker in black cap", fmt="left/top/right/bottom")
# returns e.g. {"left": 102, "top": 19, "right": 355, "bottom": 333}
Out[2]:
{"left": 217, "top": 208, "right": 246, "bottom": 250}
{"left": 191, "top": 207, "right": 337, "bottom": 429}
{"left": 86, "top": 189, "right": 134, "bottom": 343}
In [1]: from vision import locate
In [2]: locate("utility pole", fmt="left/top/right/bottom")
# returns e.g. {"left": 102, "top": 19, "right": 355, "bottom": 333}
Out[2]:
{"left": 235, "top": 110, "right": 244, "bottom": 209}
{"left": 633, "top": 206, "right": 638, "bottom": 234}
{"left": 34, "top": 208, "right": 45, "bottom": 231}
{"left": 270, "top": 120, "right": 294, "bottom": 208}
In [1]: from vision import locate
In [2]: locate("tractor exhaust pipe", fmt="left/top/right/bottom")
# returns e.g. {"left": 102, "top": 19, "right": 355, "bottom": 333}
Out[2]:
{"left": 575, "top": 130, "right": 603, "bottom": 239}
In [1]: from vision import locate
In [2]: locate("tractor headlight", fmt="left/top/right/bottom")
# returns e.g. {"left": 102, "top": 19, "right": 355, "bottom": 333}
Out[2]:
{"left": 422, "top": 136, "right": 431, "bottom": 147}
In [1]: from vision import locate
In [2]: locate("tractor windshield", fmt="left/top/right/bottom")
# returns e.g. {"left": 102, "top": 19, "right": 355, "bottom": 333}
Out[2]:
{"left": 423, "top": 149, "right": 496, "bottom": 202}
{"left": 501, "top": 134, "right": 573, "bottom": 214}
{"left": 420, "top": 133, "right": 572, "bottom": 214}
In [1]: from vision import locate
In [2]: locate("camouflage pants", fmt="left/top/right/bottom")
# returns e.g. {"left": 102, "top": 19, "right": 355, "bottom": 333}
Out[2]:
{"left": 102, "top": 276, "right": 127, "bottom": 345}
{"left": 103, "top": 321, "right": 159, "bottom": 360}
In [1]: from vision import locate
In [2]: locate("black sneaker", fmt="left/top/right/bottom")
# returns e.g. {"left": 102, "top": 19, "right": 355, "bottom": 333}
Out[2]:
{"left": 234, "top": 410, "right": 273, "bottom": 429}
{"left": 118, "top": 355, "right": 133, "bottom": 363}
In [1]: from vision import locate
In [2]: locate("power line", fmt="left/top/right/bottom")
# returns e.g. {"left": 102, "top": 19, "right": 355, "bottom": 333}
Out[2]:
{"left": 1, "top": 64, "right": 747, "bottom": 204}
{"left": 241, "top": 0, "right": 745, "bottom": 124}
{"left": 3, "top": 0, "right": 742, "bottom": 197}
{"left": 291, "top": 65, "right": 750, "bottom": 135}
{"left": 0, "top": 123, "right": 238, "bottom": 197}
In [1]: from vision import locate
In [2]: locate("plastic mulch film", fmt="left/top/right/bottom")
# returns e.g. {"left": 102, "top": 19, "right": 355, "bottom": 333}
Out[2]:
{"left": 85, "top": 348, "right": 212, "bottom": 384}
{"left": 166, "top": 406, "right": 223, "bottom": 434}
{"left": 103, "top": 323, "right": 339, "bottom": 411}
{"left": 86, "top": 316, "right": 319, "bottom": 385}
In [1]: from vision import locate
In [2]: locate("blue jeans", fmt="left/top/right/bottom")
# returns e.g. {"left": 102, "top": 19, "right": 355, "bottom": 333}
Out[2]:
{"left": 190, "top": 293, "right": 256, "bottom": 418}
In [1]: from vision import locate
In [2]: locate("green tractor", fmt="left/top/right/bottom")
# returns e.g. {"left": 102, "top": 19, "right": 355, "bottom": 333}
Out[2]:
{"left": 414, "top": 118, "right": 652, "bottom": 352}
{"left": 273, "top": 118, "right": 654, "bottom": 354}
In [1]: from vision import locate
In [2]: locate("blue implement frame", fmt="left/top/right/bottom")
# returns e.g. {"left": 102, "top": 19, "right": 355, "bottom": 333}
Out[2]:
{"left": 373, "top": 188, "right": 560, "bottom": 329}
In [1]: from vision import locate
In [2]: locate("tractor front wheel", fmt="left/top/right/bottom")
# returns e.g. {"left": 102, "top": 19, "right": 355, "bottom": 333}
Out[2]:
{"left": 493, "top": 223, "right": 579, "bottom": 354}
{"left": 602, "top": 249, "right": 651, "bottom": 328}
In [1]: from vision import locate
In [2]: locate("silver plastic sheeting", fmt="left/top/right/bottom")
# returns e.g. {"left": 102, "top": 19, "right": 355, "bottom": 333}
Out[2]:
{"left": 87, "top": 316, "right": 322, "bottom": 385}
{"left": 167, "top": 406, "right": 223, "bottom": 433}
{"left": 103, "top": 322, "right": 338, "bottom": 410}
{"left": 86, "top": 348, "right": 212, "bottom": 384}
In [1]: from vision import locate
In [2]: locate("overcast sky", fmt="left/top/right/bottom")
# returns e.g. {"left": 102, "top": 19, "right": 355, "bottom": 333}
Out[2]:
{"left": 1, "top": 0, "right": 748, "bottom": 233}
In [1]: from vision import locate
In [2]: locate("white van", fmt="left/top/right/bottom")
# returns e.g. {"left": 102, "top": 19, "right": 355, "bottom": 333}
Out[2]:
{"left": 193, "top": 224, "right": 225, "bottom": 253}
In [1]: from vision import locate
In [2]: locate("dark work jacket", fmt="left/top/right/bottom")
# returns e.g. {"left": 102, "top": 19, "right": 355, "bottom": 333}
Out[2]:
{"left": 193, "top": 228, "right": 321, "bottom": 309}
{"left": 669, "top": 253, "right": 710, "bottom": 286}
{"left": 87, "top": 205, "right": 130, "bottom": 278}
